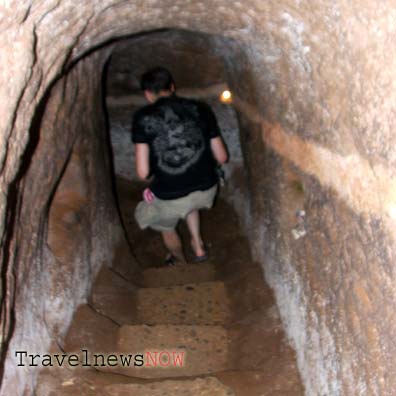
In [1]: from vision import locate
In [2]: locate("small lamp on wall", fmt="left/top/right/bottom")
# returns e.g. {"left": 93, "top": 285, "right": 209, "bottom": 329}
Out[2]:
{"left": 220, "top": 90, "right": 233, "bottom": 104}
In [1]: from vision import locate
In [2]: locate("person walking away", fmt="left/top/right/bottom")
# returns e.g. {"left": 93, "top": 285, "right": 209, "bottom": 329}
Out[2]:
{"left": 131, "top": 67, "right": 228, "bottom": 265}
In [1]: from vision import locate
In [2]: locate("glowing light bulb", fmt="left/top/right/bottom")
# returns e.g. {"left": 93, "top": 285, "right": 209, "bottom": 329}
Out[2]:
{"left": 220, "top": 90, "right": 232, "bottom": 103}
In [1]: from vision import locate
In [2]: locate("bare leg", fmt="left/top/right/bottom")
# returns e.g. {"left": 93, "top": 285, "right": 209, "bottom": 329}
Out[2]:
{"left": 161, "top": 230, "right": 187, "bottom": 264}
{"left": 186, "top": 210, "right": 206, "bottom": 257}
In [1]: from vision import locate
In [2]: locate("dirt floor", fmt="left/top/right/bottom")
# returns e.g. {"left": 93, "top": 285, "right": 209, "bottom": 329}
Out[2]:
{"left": 36, "top": 178, "right": 304, "bottom": 396}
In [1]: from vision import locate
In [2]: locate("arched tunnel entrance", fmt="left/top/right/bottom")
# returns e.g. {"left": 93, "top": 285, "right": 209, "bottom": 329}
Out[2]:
{"left": 1, "top": 2, "right": 396, "bottom": 396}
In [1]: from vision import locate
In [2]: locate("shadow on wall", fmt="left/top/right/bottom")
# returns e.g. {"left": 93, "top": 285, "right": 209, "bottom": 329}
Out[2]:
{"left": 0, "top": 47, "right": 136, "bottom": 396}
{"left": 0, "top": 85, "right": 53, "bottom": 389}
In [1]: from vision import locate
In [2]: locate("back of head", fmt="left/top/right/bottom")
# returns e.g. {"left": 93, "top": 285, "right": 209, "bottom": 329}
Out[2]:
{"left": 140, "top": 67, "right": 175, "bottom": 94}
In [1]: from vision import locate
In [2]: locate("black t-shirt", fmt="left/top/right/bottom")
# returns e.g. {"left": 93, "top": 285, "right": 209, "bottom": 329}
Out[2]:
{"left": 132, "top": 94, "right": 220, "bottom": 200}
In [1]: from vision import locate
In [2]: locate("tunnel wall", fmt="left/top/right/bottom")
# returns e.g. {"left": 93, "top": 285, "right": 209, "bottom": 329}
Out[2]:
{"left": 234, "top": 108, "right": 396, "bottom": 396}
{"left": 0, "top": 50, "right": 135, "bottom": 395}
{"left": 217, "top": 13, "right": 396, "bottom": 395}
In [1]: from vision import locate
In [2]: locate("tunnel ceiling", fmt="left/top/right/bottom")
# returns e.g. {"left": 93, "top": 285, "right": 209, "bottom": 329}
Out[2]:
{"left": 4, "top": 1, "right": 396, "bottom": 171}
{"left": 107, "top": 30, "right": 226, "bottom": 96}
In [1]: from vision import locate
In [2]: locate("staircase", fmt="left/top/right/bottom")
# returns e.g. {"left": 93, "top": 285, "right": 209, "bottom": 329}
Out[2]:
{"left": 36, "top": 185, "right": 303, "bottom": 395}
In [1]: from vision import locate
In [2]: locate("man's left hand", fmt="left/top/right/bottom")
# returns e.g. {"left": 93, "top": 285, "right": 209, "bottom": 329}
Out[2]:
{"left": 143, "top": 188, "right": 155, "bottom": 204}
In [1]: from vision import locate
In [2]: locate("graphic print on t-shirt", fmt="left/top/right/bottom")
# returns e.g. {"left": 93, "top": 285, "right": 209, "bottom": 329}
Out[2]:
{"left": 141, "top": 105, "right": 205, "bottom": 176}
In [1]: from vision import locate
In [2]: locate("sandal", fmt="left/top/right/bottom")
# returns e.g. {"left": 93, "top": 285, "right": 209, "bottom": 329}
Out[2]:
{"left": 193, "top": 251, "right": 209, "bottom": 263}
{"left": 164, "top": 254, "right": 178, "bottom": 266}
{"left": 191, "top": 243, "right": 210, "bottom": 263}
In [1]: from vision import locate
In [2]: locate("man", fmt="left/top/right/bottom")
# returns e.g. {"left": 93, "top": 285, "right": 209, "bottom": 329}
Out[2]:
{"left": 131, "top": 67, "right": 228, "bottom": 265}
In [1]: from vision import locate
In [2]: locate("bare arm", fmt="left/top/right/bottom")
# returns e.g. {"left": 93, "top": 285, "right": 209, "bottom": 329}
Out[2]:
{"left": 210, "top": 136, "right": 228, "bottom": 165}
{"left": 135, "top": 143, "right": 150, "bottom": 180}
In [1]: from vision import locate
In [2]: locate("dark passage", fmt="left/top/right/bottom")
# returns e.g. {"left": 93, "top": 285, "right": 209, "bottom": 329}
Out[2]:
{"left": 3, "top": 4, "right": 395, "bottom": 395}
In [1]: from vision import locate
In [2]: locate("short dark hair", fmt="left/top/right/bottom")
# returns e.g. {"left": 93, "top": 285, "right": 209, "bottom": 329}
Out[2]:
{"left": 140, "top": 67, "right": 175, "bottom": 93}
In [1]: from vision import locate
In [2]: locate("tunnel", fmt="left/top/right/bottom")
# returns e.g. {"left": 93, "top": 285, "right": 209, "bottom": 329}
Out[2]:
{"left": 1, "top": 2, "right": 396, "bottom": 395}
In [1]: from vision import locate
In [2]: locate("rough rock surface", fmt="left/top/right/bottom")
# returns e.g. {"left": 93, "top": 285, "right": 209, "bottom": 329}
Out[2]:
{"left": 0, "top": 46, "right": 136, "bottom": 395}
{"left": 107, "top": 30, "right": 226, "bottom": 95}
{"left": 135, "top": 281, "right": 230, "bottom": 325}
{"left": 1, "top": 1, "right": 396, "bottom": 395}
{"left": 141, "top": 262, "right": 217, "bottom": 287}
{"left": 115, "top": 324, "right": 230, "bottom": 378}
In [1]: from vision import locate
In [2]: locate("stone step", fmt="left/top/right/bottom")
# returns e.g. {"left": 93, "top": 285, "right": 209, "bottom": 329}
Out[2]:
{"left": 36, "top": 366, "right": 134, "bottom": 396}
{"left": 141, "top": 262, "right": 217, "bottom": 287}
{"left": 215, "top": 367, "right": 304, "bottom": 396}
{"left": 90, "top": 267, "right": 136, "bottom": 325}
{"left": 105, "top": 377, "right": 235, "bottom": 396}
{"left": 64, "top": 304, "right": 118, "bottom": 355}
{"left": 136, "top": 281, "right": 230, "bottom": 325}
{"left": 111, "top": 324, "right": 231, "bottom": 378}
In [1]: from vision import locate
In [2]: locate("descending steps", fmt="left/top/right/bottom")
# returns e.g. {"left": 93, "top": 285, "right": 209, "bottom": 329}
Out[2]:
{"left": 36, "top": 257, "right": 303, "bottom": 396}
{"left": 94, "top": 272, "right": 232, "bottom": 380}
{"left": 35, "top": 190, "right": 304, "bottom": 395}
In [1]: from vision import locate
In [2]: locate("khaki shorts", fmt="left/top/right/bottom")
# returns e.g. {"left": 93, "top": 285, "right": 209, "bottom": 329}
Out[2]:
{"left": 135, "top": 185, "right": 218, "bottom": 232}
